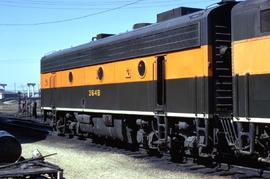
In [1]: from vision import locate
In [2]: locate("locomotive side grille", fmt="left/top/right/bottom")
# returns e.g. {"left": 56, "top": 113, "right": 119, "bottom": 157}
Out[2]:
{"left": 213, "top": 25, "right": 233, "bottom": 116}
{"left": 41, "top": 23, "right": 200, "bottom": 73}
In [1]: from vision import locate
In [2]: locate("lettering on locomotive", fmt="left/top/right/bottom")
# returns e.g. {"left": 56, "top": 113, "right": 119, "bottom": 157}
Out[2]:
{"left": 88, "top": 89, "right": 101, "bottom": 97}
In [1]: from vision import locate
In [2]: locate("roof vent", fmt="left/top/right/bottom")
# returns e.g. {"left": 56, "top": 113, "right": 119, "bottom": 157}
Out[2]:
{"left": 218, "top": 0, "right": 235, "bottom": 4}
{"left": 157, "top": 7, "right": 202, "bottom": 23}
{"left": 93, "top": 33, "right": 114, "bottom": 41}
{"left": 133, "top": 23, "right": 152, "bottom": 30}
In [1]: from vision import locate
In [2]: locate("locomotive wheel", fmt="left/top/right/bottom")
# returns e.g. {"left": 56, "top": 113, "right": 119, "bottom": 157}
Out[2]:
{"left": 77, "top": 132, "right": 89, "bottom": 140}
{"left": 147, "top": 148, "right": 163, "bottom": 158}
{"left": 170, "top": 136, "right": 184, "bottom": 163}
{"left": 92, "top": 136, "right": 105, "bottom": 145}
{"left": 75, "top": 126, "right": 88, "bottom": 140}
{"left": 56, "top": 117, "right": 66, "bottom": 136}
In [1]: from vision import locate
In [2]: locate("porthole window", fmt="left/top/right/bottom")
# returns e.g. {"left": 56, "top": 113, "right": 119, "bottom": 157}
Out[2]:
{"left": 138, "top": 60, "right": 146, "bottom": 78}
{"left": 68, "top": 72, "right": 73, "bottom": 83}
{"left": 97, "top": 67, "right": 104, "bottom": 80}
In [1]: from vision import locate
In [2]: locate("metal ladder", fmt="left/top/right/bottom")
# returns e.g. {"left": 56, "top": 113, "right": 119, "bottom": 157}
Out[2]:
{"left": 212, "top": 25, "right": 239, "bottom": 151}
{"left": 155, "top": 114, "right": 168, "bottom": 148}
{"left": 213, "top": 25, "right": 233, "bottom": 115}
{"left": 220, "top": 120, "right": 255, "bottom": 155}
{"left": 220, "top": 117, "right": 238, "bottom": 147}
{"left": 196, "top": 118, "right": 209, "bottom": 148}
{"left": 212, "top": 25, "right": 255, "bottom": 155}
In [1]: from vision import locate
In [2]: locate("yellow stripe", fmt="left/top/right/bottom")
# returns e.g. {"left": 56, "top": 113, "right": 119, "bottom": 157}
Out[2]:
{"left": 41, "top": 45, "right": 211, "bottom": 89}
{"left": 233, "top": 35, "right": 270, "bottom": 76}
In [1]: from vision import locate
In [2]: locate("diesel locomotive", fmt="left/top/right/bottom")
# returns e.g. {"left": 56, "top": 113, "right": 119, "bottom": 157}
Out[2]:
{"left": 40, "top": 0, "right": 270, "bottom": 167}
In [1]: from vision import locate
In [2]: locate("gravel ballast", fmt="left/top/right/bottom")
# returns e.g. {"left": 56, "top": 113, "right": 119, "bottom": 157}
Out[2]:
{"left": 21, "top": 135, "right": 225, "bottom": 179}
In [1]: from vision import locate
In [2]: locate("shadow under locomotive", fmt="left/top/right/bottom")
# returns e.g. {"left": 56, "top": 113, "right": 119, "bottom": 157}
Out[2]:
{"left": 0, "top": 117, "right": 49, "bottom": 144}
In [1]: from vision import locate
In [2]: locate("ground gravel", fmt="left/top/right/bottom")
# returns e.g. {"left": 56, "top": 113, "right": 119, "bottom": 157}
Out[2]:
{"left": 21, "top": 135, "right": 226, "bottom": 179}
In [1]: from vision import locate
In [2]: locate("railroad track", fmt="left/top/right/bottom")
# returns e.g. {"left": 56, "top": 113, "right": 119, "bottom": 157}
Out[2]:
{"left": 0, "top": 116, "right": 51, "bottom": 133}
{"left": 1, "top": 115, "right": 270, "bottom": 179}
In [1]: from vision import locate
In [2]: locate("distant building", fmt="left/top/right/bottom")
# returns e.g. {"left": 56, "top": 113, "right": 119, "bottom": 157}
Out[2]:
{"left": 0, "top": 89, "right": 18, "bottom": 101}
{"left": 0, "top": 89, "right": 3, "bottom": 100}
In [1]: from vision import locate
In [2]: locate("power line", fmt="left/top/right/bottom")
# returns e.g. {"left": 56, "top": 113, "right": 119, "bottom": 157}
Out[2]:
{"left": 0, "top": 0, "right": 214, "bottom": 8}
{"left": 0, "top": 0, "right": 216, "bottom": 10}
{"left": 0, "top": 0, "right": 144, "bottom": 26}
{"left": 0, "top": 0, "right": 217, "bottom": 25}
{"left": 0, "top": 0, "right": 178, "bottom": 6}
{"left": 0, "top": 3, "right": 181, "bottom": 10}
{"left": 1, "top": 0, "right": 140, "bottom": 6}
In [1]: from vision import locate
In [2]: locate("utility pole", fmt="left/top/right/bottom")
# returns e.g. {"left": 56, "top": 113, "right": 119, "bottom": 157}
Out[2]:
{"left": 14, "top": 83, "right": 16, "bottom": 93}
{"left": 27, "top": 83, "right": 36, "bottom": 98}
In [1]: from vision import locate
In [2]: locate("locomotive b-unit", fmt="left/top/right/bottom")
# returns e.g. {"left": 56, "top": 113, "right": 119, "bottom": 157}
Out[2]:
{"left": 41, "top": 0, "right": 270, "bottom": 166}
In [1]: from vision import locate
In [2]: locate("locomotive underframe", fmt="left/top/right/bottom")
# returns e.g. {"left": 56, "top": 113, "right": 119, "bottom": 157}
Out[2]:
{"left": 42, "top": 108, "right": 270, "bottom": 168}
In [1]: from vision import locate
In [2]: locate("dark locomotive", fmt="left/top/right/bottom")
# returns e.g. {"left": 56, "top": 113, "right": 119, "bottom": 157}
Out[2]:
{"left": 40, "top": 0, "right": 270, "bottom": 169}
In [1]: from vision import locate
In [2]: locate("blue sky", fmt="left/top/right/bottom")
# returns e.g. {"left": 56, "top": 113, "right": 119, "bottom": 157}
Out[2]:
{"left": 0, "top": 0, "right": 216, "bottom": 91}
